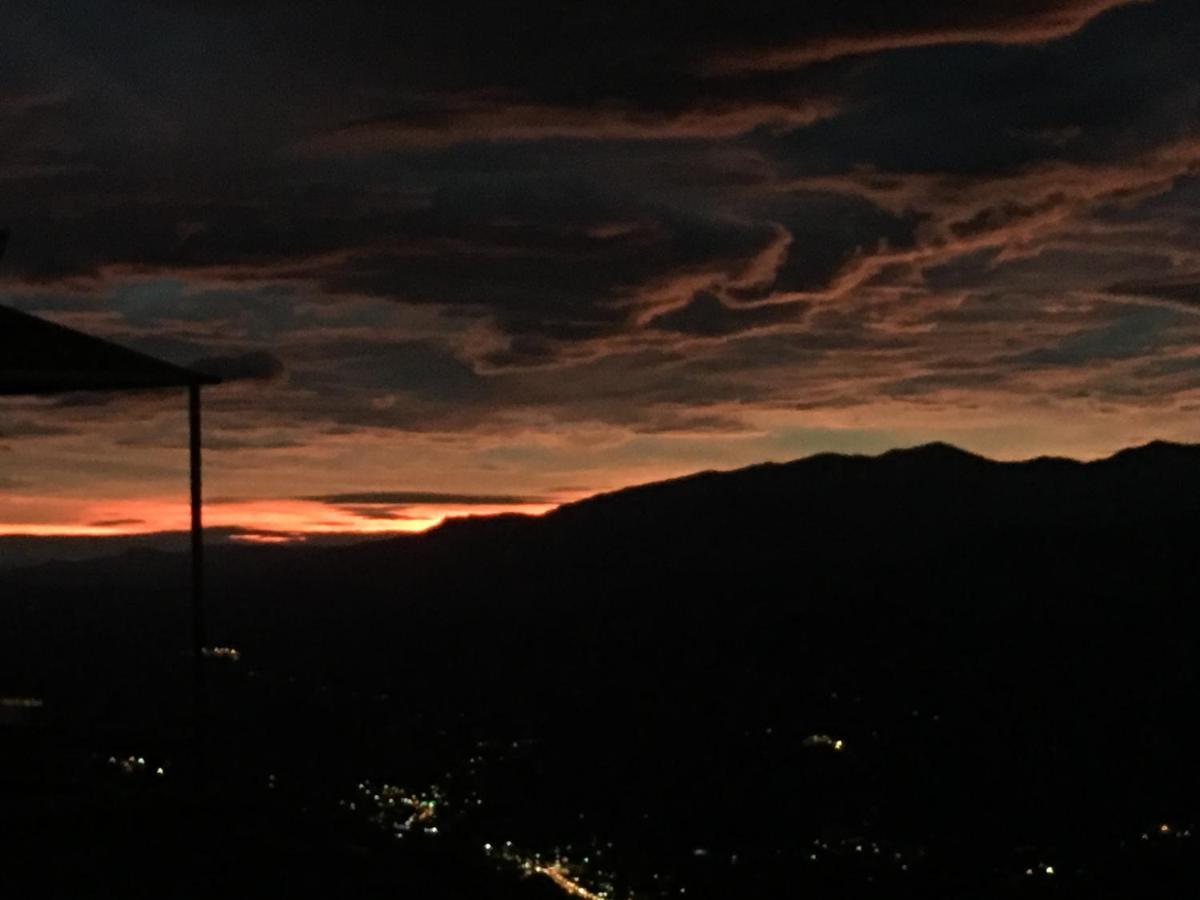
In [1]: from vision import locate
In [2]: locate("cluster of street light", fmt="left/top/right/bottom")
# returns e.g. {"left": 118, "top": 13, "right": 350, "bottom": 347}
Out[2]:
{"left": 341, "top": 764, "right": 631, "bottom": 900}
{"left": 0, "top": 696, "right": 44, "bottom": 709}
{"left": 802, "top": 734, "right": 846, "bottom": 751}
{"left": 343, "top": 779, "right": 445, "bottom": 837}
{"left": 1141, "top": 822, "right": 1192, "bottom": 841}
{"left": 487, "top": 841, "right": 626, "bottom": 900}
{"left": 201, "top": 646, "right": 241, "bottom": 661}
{"left": 803, "top": 835, "right": 916, "bottom": 873}
{"left": 106, "top": 755, "right": 165, "bottom": 777}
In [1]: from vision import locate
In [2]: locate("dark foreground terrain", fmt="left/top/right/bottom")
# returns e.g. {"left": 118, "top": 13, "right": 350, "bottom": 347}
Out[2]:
{"left": 4, "top": 441, "right": 1200, "bottom": 898}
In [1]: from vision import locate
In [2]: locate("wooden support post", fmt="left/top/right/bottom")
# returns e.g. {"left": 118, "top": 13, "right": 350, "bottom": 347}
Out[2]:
{"left": 189, "top": 384, "right": 208, "bottom": 787}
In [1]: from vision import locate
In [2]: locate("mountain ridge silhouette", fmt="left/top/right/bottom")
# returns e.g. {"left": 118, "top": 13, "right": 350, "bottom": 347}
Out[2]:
{"left": 371, "top": 437, "right": 1200, "bottom": 563}
{"left": 7, "top": 439, "right": 1200, "bottom": 579}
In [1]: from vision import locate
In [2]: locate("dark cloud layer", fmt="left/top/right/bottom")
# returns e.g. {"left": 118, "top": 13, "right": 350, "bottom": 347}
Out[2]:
{"left": 190, "top": 351, "right": 286, "bottom": 383}
{"left": 312, "top": 492, "right": 544, "bottom": 506}
{"left": 3, "top": 0, "right": 1200, "bottom": 523}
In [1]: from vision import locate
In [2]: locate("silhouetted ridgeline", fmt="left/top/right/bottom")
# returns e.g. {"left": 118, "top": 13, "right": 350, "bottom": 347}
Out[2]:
{"left": 4, "top": 441, "right": 1200, "bottom": 898}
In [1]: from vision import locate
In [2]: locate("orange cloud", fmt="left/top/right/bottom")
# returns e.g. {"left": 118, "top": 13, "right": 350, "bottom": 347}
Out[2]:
{"left": 0, "top": 495, "right": 557, "bottom": 539}
{"left": 297, "top": 94, "right": 841, "bottom": 154}
{"left": 705, "top": 0, "right": 1149, "bottom": 73}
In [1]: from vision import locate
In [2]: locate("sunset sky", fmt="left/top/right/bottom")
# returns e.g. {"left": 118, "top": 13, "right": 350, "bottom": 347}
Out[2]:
{"left": 2, "top": 0, "right": 1200, "bottom": 539}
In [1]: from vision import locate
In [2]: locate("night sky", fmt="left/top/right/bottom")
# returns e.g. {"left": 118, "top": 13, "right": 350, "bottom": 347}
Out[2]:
{"left": 2, "top": 0, "right": 1199, "bottom": 538}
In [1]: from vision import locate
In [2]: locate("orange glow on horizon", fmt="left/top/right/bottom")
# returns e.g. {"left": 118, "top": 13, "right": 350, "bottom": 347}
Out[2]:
{"left": 0, "top": 495, "right": 561, "bottom": 541}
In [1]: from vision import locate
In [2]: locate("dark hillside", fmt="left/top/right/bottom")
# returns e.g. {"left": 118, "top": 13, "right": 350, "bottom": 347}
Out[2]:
{"left": 4, "top": 442, "right": 1200, "bottom": 897}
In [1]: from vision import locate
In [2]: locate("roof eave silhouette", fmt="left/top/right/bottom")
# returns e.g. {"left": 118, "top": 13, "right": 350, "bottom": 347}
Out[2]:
{"left": 0, "top": 304, "right": 220, "bottom": 395}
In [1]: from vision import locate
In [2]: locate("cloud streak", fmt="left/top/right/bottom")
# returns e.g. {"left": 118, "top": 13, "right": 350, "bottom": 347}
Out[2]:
{"left": 299, "top": 94, "right": 842, "bottom": 154}
{"left": 705, "top": 0, "right": 1149, "bottom": 72}
{"left": 310, "top": 491, "right": 546, "bottom": 506}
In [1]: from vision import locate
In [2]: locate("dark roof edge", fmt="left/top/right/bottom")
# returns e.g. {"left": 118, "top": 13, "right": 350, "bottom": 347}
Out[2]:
{"left": 0, "top": 304, "right": 222, "bottom": 392}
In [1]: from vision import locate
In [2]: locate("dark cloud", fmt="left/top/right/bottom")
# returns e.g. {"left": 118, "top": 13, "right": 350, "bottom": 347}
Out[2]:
{"left": 288, "top": 338, "right": 484, "bottom": 401}
{"left": 131, "top": 0, "right": 1145, "bottom": 129}
{"left": 881, "top": 371, "right": 1009, "bottom": 398}
{"left": 649, "top": 292, "right": 806, "bottom": 338}
{"left": 0, "top": 418, "right": 77, "bottom": 439}
{"left": 190, "top": 351, "right": 286, "bottom": 383}
{"left": 333, "top": 505, "right": 421, "bottom": 522}
{"left": 204, "top": 434, "right": 307, "bottom": 451}
{"left": 1003, "top": 307, "right": 1186, "bottom": 368}
{"left": 299, "top": 93, "right": 840, "bottom": 152}
{"left": 705, "top": 0, "right": 1145, "bottom": 72}
{"left": 624, "top": 411, "right": 754, "bottom": 435}
{"left": 311, "top": 492, "right": 545, "bottom": 506}
{"left": 763, "top": 2, "right": 1198, "bottom": 178}
{"left": 1132, "top": 355, "right": 1200, "bottom": 379}
{"left": 1108, "top": 274, "right": 1200, "bottom": 308}
{"left": 763, "top": 191, "right": 922, "bottom": 295}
